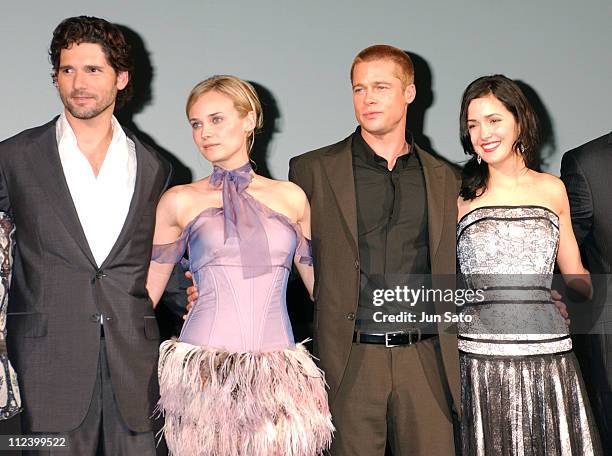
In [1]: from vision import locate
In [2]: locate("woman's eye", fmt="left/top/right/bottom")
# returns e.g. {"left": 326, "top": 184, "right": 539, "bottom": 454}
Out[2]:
{"left": 212, "top": 116, "right": 223, "bottom": 124}
{"left": 190, "top": 122, "right": 201, "bottom": 129}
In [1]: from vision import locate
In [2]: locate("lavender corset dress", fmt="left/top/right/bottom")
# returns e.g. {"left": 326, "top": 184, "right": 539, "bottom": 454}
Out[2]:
{"left": 152, "top": 164, "right": 333, "bottom": 456}
{"left": 457, "top": 206, "right": 601, "bottom": 456}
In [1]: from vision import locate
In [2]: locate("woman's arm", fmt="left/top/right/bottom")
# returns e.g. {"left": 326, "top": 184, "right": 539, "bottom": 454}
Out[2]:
{"left": 560, "top": 152, "right": 593, "bottom": 246}
{"left": 146, "top": 188, "right": 184, "bottom": 308}
{"left": 553, "top": 177, "right": 592, "bottom": 298}
{"left": 291, "top": 184, "right": 315, "bottom": 301}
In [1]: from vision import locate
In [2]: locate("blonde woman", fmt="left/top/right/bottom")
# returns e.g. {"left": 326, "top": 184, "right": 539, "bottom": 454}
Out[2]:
{"left": 146, "top": 75, "right": 333, "bottom": 456}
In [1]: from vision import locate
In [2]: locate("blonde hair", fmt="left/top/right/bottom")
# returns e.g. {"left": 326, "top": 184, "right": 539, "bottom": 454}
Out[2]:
{"left": 186, "top": 75, "right": 263, "bottom": 152}
{"left": 350, "top": 44, "right": 415, "bottom": 88}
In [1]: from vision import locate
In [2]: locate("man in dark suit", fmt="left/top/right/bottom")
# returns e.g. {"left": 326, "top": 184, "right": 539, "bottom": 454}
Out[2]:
{"left": 289, "top": 45, "right": 459, "bottom": 455}
{"left": 561, "top": 132, "right": 612, "bottom": 454}
{"left": 0, "top": 16, "right": 171, "bottom": 454}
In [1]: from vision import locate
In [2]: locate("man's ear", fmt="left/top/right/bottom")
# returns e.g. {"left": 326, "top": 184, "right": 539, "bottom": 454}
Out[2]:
{"left": 117, "top": 71, "right": 129, "bottom": 90}
{"left": 404, "top": 83, "right": 416, "bottom": 105}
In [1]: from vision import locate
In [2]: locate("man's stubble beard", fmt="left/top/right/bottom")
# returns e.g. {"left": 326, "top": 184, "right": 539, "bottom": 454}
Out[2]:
{"left": 60, "top": 88, "right": 118, "bottom": 120}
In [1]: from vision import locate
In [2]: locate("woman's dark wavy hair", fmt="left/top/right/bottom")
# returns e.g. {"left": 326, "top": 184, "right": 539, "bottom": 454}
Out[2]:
{"left": 49, "top": 16, "right": 133, "bottom": 110}
{"left": 459, "top": 74, "right": 540, "bottom": 200}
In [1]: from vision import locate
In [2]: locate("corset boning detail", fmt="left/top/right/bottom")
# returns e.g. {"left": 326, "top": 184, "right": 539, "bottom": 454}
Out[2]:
{"left": 179, "top": 265, "right": 294, "bottom": 352}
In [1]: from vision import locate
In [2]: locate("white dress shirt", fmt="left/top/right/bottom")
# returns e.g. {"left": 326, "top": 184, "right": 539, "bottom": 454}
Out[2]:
{"left": 56, "top": 112, "right": 137, "bottom": 267}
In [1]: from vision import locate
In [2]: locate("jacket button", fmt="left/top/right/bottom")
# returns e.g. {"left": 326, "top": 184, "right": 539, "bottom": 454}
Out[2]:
{"left": 354, "top": 260, "right": 359, "bottom": 270}
{"left": 95, "top": 270, "right": 106, "bottom": 280}
{"left": 347, "top": 312, "right": 356, "bottom": 321}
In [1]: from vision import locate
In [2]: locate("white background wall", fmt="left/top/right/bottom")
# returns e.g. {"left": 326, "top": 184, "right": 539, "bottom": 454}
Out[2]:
{"left": 2, "top": 1, "right": 610, "bottom": 180}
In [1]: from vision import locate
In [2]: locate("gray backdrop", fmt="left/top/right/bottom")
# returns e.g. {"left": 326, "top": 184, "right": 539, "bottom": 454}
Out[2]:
{"left": 2, "top": 0, "right": 611, "bottom": 180}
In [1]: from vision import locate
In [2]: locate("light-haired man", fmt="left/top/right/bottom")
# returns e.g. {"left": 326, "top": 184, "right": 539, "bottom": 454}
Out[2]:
{"left": 290, "top": 45, "right": 459, "bottom": 455}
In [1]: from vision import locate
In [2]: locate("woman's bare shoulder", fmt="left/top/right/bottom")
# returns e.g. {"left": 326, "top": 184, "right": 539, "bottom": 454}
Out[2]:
{"left": 255, "top": 176, "right": 306, "bottom": 201}
{"left": 529, "top": 171, "right": 568, "bottom": 214}
{"left": 529, "top": 171, "right": 565, "bottom": 197}
{"left": 158, "top": 178, "right": 219, "bottom": 224}
{"left": 457, "top": 195, "right": 475, "bottom": 221}
{"left": 251, "top": 176, "right": 308, "bottom": 221}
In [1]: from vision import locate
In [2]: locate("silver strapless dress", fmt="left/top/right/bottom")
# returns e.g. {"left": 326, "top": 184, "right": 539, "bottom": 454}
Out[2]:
{"left": 457, "top": 206, "right": 601, "bottom": 456}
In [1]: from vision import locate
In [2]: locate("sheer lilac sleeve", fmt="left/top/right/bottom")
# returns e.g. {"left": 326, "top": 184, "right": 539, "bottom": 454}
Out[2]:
{"left": 294, "top": 226, "right": 313, "bottom": 266}
{"left": 151, "top": 231, "right": 188, "bottom": 265}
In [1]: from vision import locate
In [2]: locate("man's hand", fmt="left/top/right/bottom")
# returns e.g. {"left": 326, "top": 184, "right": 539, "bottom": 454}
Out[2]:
{"left": 184, "top": 270, "right": 198, "bottom": 320}
{"left": 552, "top": 289, "right": 570, "bottom": 327}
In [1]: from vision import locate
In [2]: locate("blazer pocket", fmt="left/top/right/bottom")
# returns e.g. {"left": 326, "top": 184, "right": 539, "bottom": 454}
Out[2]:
{"left": 144, "top": 315, "right": 160, "bottom": 340}
{"left": 7, "top": 312, "right": 48, "bottom": 338}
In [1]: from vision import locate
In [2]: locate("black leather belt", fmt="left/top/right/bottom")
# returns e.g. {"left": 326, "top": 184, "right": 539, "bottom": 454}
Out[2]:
{"left": 353, "top": 330, "right": 435, "bottom": 347}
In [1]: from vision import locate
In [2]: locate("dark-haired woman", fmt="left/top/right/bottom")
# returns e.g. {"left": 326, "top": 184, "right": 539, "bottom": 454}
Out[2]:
{"left": 456, "top": 75, "right": 601, "bottom": 455}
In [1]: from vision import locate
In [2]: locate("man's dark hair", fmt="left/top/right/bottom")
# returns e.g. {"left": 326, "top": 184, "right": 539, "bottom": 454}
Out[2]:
{"left": 49, "top": 16, "right": 133, "bottom": 109}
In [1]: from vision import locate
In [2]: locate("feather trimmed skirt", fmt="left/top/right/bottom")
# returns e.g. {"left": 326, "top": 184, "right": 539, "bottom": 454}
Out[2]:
{"left": 460, "top": 351, "right": 602, "bottom": 455}
{"left": 157, "top": 339, "right": 334, "bottom": 456}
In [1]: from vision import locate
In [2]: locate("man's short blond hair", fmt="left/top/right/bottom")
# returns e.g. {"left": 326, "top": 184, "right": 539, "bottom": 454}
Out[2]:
{"left": 350, "top": 44, "right": 414, "bottom": 88}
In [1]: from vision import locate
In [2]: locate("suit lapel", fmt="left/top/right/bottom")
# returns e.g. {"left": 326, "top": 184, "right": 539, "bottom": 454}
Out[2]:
{"left": 317, "top": 136, "right": 448, "bottom": 258}
{"left": 101, "top": 133, "right": 159, "bottom": 268}
{"left": 27, "top": 120, "right": 160, "bottom": 269}
{"left": 320, "top": 136, "right": 358, "bottom": 251}
{"left": 416, "top": 146, "right": 446, "bottom": 264}
{"left": 27, "top": 120, "right": 97, "bottom": 266}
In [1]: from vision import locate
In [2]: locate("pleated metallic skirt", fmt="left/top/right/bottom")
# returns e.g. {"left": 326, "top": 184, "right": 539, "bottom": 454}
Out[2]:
{"left": 460, "top": 351, "right": 602, "bottom": 455}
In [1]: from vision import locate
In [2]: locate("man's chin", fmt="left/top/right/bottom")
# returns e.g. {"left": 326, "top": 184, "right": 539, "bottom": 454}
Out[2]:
{"left": 67, "top": 107, "right": 101, "bottom": 120}
{"left": 65, "top": 102, "right": 113, "bottom": 120}
{"left": 360, "top": 123, "right": 388, "bottom": 137}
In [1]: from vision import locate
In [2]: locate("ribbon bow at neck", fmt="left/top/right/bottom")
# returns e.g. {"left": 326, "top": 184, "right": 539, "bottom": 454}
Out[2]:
{"left": 210, "top": 162, "right": 253, "bottom": 193}
{"left": 210, "top": 162, "right": 271, "bottom": 277}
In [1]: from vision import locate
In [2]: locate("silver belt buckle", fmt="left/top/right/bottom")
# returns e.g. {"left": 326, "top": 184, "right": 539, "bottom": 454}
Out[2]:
{"left": 385, "top": 331, "right": 403, "bottom": 348}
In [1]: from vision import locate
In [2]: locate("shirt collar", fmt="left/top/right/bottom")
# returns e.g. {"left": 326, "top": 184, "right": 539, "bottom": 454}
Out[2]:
{"left": 56, "top": 111, "right": 126, "bottom": 150}
{"left": 352, "top": 126, "right": 415, "bottom": 170}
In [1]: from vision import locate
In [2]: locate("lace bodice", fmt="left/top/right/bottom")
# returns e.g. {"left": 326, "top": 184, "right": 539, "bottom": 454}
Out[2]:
{"left": 456, "top": 206, "right": 570, "bottom": 355}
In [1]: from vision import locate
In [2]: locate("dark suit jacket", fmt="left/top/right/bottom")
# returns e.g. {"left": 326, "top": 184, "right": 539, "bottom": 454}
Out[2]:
{"left": 561, "top": 131, "right": 612, "bottom": 390}
{"left": 0, "top": 118, "right": 171, "bottom": 432}
{"left": 289, "top": 135, "right": 461, "bottom": 414}
{"left": 561, "top": 132, "right": 612, "bottom": 275}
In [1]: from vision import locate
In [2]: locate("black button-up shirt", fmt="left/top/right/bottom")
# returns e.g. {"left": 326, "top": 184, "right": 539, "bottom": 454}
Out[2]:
{"left": 352, "top": 128, "right": 431, "bottom": 332}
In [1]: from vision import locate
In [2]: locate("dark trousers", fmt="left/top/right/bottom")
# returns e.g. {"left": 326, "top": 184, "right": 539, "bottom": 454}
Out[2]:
{"left": 329, "top": 337, "right": 456, "bottom": 456}
{"left": 575, "top": 333, "right": 612, "bottom": 454}
{"left": 0, "top": 413, "right": 22, "bottom": 456}
{"left": 22, "top": 338, "right": 157, "bottom": 456}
